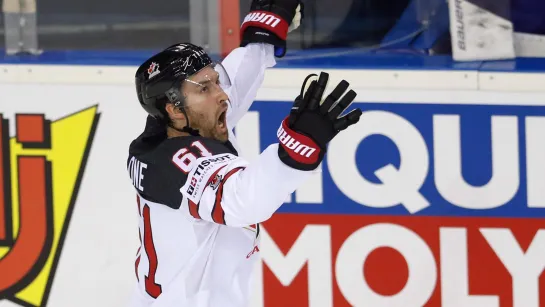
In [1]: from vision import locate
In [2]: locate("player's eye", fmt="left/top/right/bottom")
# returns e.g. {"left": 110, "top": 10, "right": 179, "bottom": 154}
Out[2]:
{"left": 200, "top": 85, "right": 209, "bottom": 93}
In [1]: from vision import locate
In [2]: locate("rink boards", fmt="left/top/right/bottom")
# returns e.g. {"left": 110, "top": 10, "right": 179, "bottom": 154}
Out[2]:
{"left": 0, "top": 58, "right": 544, "bottom": 307}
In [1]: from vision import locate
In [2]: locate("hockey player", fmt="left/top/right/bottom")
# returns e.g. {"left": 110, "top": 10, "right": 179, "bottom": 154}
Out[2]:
{"left": 127, "top": 1, "right": 362, "bottom": 306}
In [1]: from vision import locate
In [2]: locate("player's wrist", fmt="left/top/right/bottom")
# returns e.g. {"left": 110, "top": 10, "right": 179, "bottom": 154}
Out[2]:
{"left": 276, "top": 116, "right": 325, "bottom": 171}
{"left": 240, "top": 27, "right": 287, "bottom": 57}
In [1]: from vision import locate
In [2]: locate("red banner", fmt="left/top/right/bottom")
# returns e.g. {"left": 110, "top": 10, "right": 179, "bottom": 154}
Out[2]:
{"left": 258, "top": 214, "right": 545, "bottom": 307}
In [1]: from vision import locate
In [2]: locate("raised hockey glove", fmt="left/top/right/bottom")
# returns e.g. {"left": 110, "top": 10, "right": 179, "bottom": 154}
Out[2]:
{"left": 240, "top": 0, "right": 304, "bottom": 57}
{"left": 277, "top": 72, "right": 362, "bottom": 171}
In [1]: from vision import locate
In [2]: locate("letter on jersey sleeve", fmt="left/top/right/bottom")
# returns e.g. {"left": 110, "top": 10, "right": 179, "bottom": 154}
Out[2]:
{"left": 180, "top": 144, "right": 311, "bottom": 227}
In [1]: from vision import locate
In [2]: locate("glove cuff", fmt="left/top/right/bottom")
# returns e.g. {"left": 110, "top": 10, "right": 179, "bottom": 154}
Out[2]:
{"left": 241, "top": 11, "right": 289, "bottom": 40}
{"left": 240, "top": 11, "right": 289, "bottom": 57}
{"left": 277, "top": 117, "right": 324, "bottom": 171}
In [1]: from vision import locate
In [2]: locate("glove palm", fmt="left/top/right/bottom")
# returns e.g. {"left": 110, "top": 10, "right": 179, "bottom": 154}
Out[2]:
{"left": 277, "top": 72, "right": 363, "bottom": 170}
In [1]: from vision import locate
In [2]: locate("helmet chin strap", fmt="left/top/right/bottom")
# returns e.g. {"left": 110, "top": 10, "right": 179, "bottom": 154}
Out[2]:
{"left": 169, "top": 106, "right": 200, "bottom": 136}
{"left": 165, "top": 85, "right": 202, "bottom": 136}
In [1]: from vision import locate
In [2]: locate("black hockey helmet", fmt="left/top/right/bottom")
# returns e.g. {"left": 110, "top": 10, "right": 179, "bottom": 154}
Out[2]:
{"left": 135, "top": 43, "right": 229, "bottom": 120}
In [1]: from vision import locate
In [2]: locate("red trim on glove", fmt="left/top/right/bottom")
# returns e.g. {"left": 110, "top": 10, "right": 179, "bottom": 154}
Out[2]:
{"left": 277, "top": 117, "right": 321, "bottom": 165}
{"left": 240, "top": 11, "right": 289, "bottom": 40}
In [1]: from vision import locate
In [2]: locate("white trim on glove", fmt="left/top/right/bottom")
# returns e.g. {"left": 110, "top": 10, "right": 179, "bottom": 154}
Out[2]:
{"left": 288, "top": 4, "right": 302, "bottom": 33}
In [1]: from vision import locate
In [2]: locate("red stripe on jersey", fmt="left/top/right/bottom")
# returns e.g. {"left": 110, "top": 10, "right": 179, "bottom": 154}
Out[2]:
{"left": 188, "top": 200, "right": 201, "bottom": 219}
{"left": 143, "top": 205, "right": 162, "bottom": 298}
{"left": 135, "top": 238, "right": 142, "bottom": 282}
{"left": 212, "top": 167, "right": 245, "bottom": 224}
{"left": 135, "top": 255, "right": 141, "bottom": 282}
{"left": 136, "top": 195, "right": 141, "bottom": 216}
{"left": 187, "top": 165, "right": 227, "bottom": 220}
{"left": 135, "top": 200, "right": 142, "bottom": 282}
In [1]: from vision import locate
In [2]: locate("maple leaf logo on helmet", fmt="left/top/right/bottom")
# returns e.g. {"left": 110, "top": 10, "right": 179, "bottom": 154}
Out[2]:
{"left": 147, "top": 62, "right": 160, "bottom": 79}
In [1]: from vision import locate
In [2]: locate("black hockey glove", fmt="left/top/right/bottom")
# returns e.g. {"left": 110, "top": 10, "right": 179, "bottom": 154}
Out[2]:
{"left": 240, "top": 0, "right": 303, "bottom": 57}
{"left": 277, "top": 72, "right": 362, "bottom": 171}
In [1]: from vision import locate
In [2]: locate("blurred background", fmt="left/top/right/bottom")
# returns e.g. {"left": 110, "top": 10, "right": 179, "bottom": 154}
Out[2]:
{"left": 1, "top": 0, "right": 544, "bottom": 62}
{"left": 0, "top": 0, "right": 407, "bottom": 50}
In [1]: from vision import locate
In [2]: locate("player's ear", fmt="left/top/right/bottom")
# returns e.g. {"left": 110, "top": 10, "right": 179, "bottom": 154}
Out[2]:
{"left": 165, "top": 103, "right": 187, "bottom": 122}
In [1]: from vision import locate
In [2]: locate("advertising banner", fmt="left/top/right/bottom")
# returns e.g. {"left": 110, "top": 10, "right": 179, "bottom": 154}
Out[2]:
{"left": 244, "top": 100, "right": 545, "bottom": 307}
{"left": 0, "top": 73, "right": 544, "bottom": 307}
{"left": 0, "top": 83, "right": 145, "bottom": 307}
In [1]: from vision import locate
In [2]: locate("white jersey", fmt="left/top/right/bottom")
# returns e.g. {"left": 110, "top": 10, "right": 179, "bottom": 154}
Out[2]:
{"left": 127, "top": 43, "right": 312, "bottom": 307}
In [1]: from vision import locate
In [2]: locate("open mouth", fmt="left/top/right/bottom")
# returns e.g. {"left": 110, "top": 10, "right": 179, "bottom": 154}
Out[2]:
{"left": 217, "top": 110, "right": 227, "bottom": 130}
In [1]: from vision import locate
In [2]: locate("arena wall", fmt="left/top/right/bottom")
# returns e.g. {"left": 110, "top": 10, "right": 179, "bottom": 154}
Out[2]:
{"left": 0, "top": 61, "right": 544, "bottom": 307}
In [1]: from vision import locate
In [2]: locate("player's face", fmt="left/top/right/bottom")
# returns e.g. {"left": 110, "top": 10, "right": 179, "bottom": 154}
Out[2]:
{"left": 182, "top": 66, "right": 230, "bottom": 142}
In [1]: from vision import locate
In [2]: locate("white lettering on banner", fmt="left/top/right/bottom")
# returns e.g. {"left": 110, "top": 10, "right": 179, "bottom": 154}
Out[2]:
{"left": 294, "top": 163, "right": 324, "bottom": 203}
{"left": 440, "top": 228, "right": 499, "bottom": 307}
{"left": 327, "top": 111, "right": 430, "bottom": 213}
{"left": 434, "top": 115, "right": 519, "bottom": 209}
{"left": 525, "top": 117, "right": 545, "bottom": 208}
{"left": 255, "top": 225, "right": 545, "bottom": 307}
{"left": 252, "top": 226, "right": 333, "bottom": 307}
{"left": 335, "top": 224, "right": 436, "bottom": 307}
{"left": 481, "top": 229, "right": 545, "bottom": 307}
{"left": 326, "top": 111, "right": 545, "bottom": 213}
{"left": 238, "top": 111, "right": 545, "bottom": 211}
